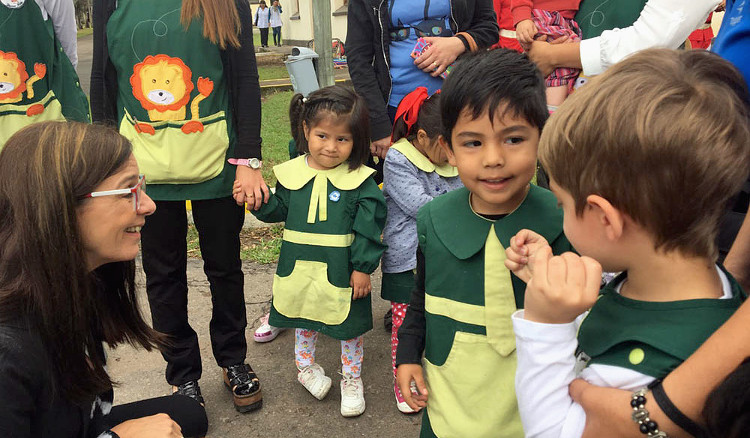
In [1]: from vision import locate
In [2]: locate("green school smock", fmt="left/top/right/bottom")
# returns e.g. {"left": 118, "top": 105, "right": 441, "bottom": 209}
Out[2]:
{"left": 576, "top": 269, "right": 746, "bottom": 378}
{"left": 105, "top": 0, "right": 236, "bottom": 200}
{"left": 417, "top": 185, "right": 571, "bottom": 438}
{"left": 575, "top": 0, "right": 649, "bottom": 39}
{"left": 252, "top": 156, "right": 387, "bottom": 340}
{"left": 0, "top": 0, "right": 90, "bottom": 147}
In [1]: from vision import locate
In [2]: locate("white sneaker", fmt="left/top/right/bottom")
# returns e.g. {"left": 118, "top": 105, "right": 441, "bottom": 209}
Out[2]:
{"left": 340, "top": 374, "right": 366, "bottom": 417}
{"left": 254, "top": 313, "right": 283, "bottom": 343}
{"left": 394, "top": 381, "right": 419, "bottom": 414}
{"left": 297, "top": 363, "right": 332, "bottom": 400}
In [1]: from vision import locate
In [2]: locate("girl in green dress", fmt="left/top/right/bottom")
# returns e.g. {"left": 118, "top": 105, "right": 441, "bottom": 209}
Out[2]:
{"left": 243, "top": 85, "right": 387, "bottom": 418}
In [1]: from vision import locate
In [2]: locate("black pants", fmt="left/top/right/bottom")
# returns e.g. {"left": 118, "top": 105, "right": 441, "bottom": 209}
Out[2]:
{"left": 259, "top": 27, "right": 269, "bottom": 46}
{"left": 272, "top": 26, "right": 281, "bottom": 45}
{"left": 141, "top": 197, "right": 247, "bottom": 386}
{"left": 103, "top": 395, "right": 208, "bottom": 438}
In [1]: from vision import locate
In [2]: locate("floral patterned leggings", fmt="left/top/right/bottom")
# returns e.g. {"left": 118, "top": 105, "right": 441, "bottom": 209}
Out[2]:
{"left": 294, "top": 329, "right": 363, "bottom": 378}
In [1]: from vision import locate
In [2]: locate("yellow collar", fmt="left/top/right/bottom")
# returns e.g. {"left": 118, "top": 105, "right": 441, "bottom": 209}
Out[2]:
{"left": 273, "top": 155, "right": 375, "bottom": 223}
{"left": 390, "top": 138, "right": 458, "bottom": 178}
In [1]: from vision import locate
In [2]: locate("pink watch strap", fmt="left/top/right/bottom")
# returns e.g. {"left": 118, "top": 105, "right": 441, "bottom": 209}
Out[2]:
{"left": 228, "top": 158, "right": 250, "bottom": 166}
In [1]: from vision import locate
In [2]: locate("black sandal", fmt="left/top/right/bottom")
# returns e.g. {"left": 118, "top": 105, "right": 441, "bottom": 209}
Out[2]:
{"left": 223, "top": 363, "right": 263, "bottom": 413}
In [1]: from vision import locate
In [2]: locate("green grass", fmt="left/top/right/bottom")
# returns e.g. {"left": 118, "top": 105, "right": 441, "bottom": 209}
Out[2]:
{"left": 77, "top": 27, "right": 93, "bottom": 38}
{"left": 187, "top": 223, "right": 283, "bottom": 264}
{"left": 257, "top": 64, "right": 290, "bottom": 81}
{"left": 260, "top": 90, "right": 294, "bottom": 185}
{"left": 241, "top": 224, "right": 284, "bottom": 263}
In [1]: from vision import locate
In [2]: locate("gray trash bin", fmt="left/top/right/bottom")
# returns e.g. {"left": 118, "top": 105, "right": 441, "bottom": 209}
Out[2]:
{"left": 285, "top": 47, "right": 320, "bottom": 97}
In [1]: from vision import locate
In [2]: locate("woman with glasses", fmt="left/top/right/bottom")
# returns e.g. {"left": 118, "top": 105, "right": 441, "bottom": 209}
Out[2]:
{"left": 90, "top": 0, "right": 266, "bottom": 413}
{"left": 0, "top": 121, "right": 207, "bottom": 438}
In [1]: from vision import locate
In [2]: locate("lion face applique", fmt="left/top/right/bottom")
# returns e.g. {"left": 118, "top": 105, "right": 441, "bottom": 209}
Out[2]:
{"left": 130, "top": 54, "right": 213, "bottom": 134}
{"left": 0, "top": 50, "right": 47, "bottom": 115}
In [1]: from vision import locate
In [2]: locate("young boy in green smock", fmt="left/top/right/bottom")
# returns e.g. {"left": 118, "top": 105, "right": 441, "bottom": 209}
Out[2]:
{"left": 395, "top": 49, "right": 572, "bottom": 438}
{"left": 507, "top": 49, "right": 750, "bottom": 437}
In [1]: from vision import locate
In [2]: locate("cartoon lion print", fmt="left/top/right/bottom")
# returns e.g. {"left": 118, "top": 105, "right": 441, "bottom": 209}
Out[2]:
{"left": 130, "top": 54, "right": 214, "bottom": 135}
{"left": 0, "top": 50, "right": 47, "bottom": 116}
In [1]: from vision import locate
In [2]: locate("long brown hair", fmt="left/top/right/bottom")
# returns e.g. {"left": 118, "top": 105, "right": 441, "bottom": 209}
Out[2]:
{"left": 181, "top": 0, "right": 242, "bottom": 50}
{"left": 0, "top": 122, "right": 161, "bottom": 403}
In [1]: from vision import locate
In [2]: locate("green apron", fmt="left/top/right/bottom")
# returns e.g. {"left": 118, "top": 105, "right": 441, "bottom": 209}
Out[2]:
{"left": 105, "top": 0, "right": 236, "bottom": 200}
{"left": 253, "top": 156, "right": 387, "bottom": 340}
{"left": 0, "top": 0, "right": 90, "bottom": 148}
{"left": 417, "top": 186, "right": 571, "bottom": 438}
{"left": 575, "top": 0, "right": 649, "bottom": 39}
{"left": 577, "top": 269, "right": 746, "bottom": 378}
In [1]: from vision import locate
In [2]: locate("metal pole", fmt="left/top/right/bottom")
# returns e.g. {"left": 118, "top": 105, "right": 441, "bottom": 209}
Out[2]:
{"left": 312, "top": 0, "right": 334, "bottom": 87}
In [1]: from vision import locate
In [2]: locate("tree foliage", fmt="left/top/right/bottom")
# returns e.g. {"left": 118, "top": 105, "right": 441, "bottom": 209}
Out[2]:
{"left": 73, "top": 0, "right": 92, "bottom": 29}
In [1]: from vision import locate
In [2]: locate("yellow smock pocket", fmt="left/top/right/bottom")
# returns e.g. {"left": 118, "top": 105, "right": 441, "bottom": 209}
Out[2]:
{"left": 120, "top": 109, "right": 229, "bottom": 184}
{"left": 0, "top": 91, "right": 65, "bottom": 148}
{"left": 424, "top": 332, "right": 522, "bottom": 438}
{"left": 272, "top": 260, "right": 352, "bottom": 325}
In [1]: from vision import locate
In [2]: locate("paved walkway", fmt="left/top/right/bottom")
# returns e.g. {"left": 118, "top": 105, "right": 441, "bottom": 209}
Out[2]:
{"left": 110, "top": 260, "right": 422, "bottom": 437}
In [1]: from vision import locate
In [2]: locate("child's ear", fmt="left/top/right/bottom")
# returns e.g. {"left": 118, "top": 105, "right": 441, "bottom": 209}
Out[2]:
{"left": 302, "top": 121, "right": 310, "bottom": 141}
{"left": 439, "top": 135, "right": 456, "bottom": 166}
{"left": 586, "top": 195, "right": 624, "bottom": 241}
{"left": 416, "top": 129, "right": 429, "bottom": 147}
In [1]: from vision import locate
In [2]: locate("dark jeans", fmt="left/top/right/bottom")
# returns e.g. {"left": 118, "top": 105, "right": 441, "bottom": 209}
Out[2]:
{"left": 259, "top": 27, "right": 269, "bottom": 46}
{"left": 141, "top": 197, "right": 247, "bottom": 386}
{"left": 272, "top": 26, "right": 282, "bottom": 45}
{"left": 103, "top": 395, "right": 208, "bottom": 438}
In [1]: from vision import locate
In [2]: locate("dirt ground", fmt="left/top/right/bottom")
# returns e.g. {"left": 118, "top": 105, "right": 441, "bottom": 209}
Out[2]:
{"left": 107, "top": 258, "right": 423, "bottom": 437}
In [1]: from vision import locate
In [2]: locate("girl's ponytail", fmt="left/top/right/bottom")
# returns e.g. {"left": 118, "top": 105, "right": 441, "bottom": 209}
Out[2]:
{"left": 391, "top": 87, "right": 442, "bottom": 144}
{"left": 289, "top": 93, "right": 306, "bottom": 146}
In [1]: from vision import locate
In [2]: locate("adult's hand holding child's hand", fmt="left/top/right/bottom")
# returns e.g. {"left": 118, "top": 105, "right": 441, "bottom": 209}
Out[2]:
{"left": 505, "top": 229, "right": 549, "bottom": 283}
{"left": 396, "top": 364, "right": 428, "bottom": 411}
{"left": 523, "top": 246, "right": 602, "bottom": 324}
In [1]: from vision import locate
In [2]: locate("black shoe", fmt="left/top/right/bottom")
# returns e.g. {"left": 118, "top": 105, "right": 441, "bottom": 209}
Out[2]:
{"left": 384, "top": 308, "right": 393, "bottom": 331}
{"left": 223, "top": 363, "right": 263, "bottom": 413}
{"left": 172, "top": 380, "right": 205, "bottom": 407}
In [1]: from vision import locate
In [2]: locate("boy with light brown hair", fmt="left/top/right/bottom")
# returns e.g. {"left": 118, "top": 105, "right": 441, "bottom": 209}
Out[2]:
{"left": 506, "top": 48, "right": 750, "bottom": 438}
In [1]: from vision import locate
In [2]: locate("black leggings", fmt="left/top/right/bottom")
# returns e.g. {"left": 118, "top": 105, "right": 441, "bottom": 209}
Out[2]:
{"left": 103, "top": 395, "right": 208, "bottom": 437}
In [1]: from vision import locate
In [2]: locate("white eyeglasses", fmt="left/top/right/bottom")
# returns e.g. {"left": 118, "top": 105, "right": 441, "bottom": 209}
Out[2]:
{"left": 84, "top": 174, "right": 146, "bottom": 211}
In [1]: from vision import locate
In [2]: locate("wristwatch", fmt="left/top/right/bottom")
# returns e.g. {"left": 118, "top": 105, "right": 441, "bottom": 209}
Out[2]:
{"left": 228, "top": 158, "right": 262, "bottom": 169}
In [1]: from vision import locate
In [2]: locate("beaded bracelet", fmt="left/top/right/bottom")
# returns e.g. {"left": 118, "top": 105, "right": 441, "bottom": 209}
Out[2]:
{"left": 631, "top": 387, "right": 669, "bottom": 437}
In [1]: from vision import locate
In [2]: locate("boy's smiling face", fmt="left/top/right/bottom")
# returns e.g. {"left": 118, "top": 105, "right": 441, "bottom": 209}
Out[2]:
{"left": 443, "top": 105, "right": 539, "bottom": 215}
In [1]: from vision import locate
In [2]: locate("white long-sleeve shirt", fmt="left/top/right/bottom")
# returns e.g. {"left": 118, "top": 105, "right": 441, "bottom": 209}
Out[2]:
{"left": 35, "top": 0, "right": 78, "bottom": 68}
{"left": 579, "top": 0, "right": 720, "bottom": 75}
{"left": 513, "top": 266, "right": 733, "bottom": 438}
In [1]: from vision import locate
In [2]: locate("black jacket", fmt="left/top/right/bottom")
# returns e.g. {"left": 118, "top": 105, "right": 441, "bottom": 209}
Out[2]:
{"left": 346, "top": 0, "right": 499, "bottom": 141}
{"left": 0, "top": 321, "right": 111, "bottom": 438}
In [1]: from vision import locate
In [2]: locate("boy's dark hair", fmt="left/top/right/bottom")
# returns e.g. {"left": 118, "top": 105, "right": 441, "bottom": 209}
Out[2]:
{"left": 440, "top": 48, "right": 547, "bottom": 145}
{"left": 289, "top": 85, "right": 370, "bottom": 170}
{"left": 540, "top": 49, "right": 750, "bottom": 260}
{"left": 392, "top": 92, "right": 442, "bottom": 142}
{"left": 703, "top": 357, "right": 750, "bottom": 438}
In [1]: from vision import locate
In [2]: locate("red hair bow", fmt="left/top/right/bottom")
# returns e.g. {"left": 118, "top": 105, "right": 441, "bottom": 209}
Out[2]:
{"left": 391, "top": 87, "right": 430, "bottom": 144}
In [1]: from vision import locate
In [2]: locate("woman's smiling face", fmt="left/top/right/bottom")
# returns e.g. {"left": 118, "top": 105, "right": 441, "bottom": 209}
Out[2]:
{"left": 77, "top": 154, "right": 156, "bottom": 270}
